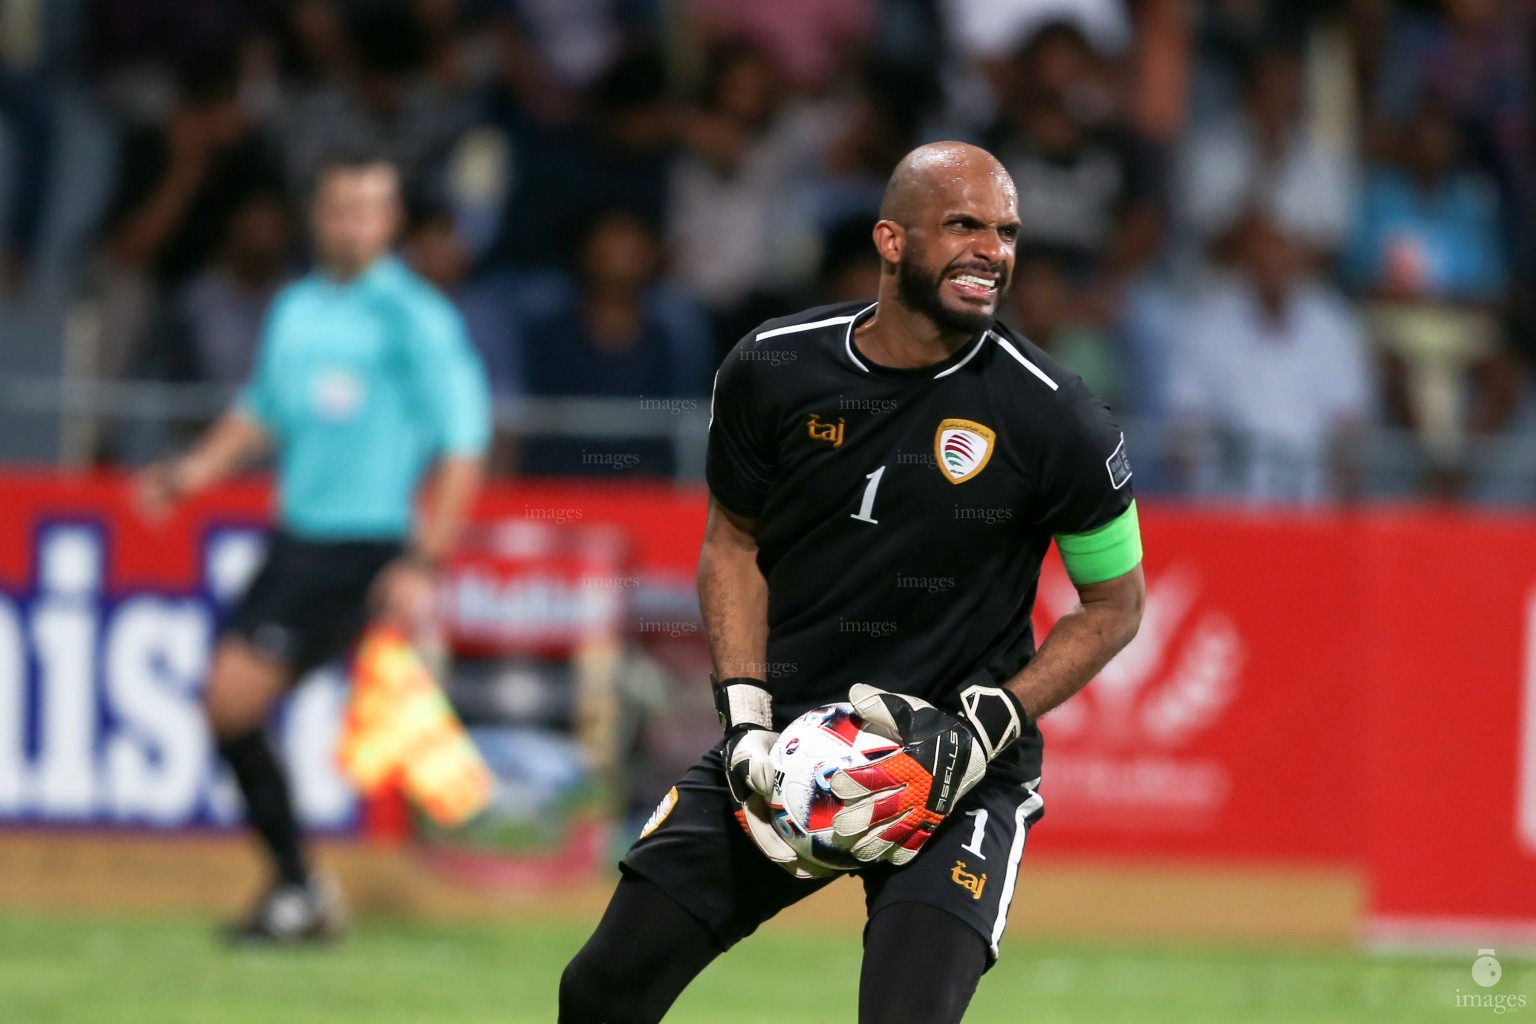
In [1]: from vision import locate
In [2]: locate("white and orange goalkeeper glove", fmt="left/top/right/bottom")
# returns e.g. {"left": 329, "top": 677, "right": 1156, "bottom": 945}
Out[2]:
{"left": 831, "top": 677, "right": 1028, "bottom": 866}
{"left": 713, "top": 675, "right": 836, "bottom": 880}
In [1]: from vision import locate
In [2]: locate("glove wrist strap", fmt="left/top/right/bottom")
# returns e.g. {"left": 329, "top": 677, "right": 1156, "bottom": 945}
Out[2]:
{"left": 958, "top": 677, "right": 1030, "bottom": 762}
{"left": 712, "top": 675, "right": 773, "bottom": 734}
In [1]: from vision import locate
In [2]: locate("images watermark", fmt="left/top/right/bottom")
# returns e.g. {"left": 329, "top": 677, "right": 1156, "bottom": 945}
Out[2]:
{"left": 895, "top": 573, "right": 955, "bottom": 593}
{"left": 636, "top": 619, "right": 699, "bottom": 638}
{"left": 583, "top": 575, "right": 640, "bottom": 591}
{"left": 955, "top": 505, "right": 1014, "bottom": 525}
{"left": 738, "top": 348, "right": 798, "bottom": 366}
{"left": 726, "top": 660, "right": 799, "bottom": 680}
{"left": 839, "top": 395, "right": 899, "bottom": 416}
{"left": 581, "top": 450, "right": 642, "bottom": 471}
{"left": 1455, "top": 950, "right": 1528, "bottom": 1014}
{"left": 638, "top": 397, "right": 699, "bottom": 416}
{"left": 523, "top": 505, "right": 584, "bottom": 524}
{"left": 839, "top": 619, "right": 898, "bottom": 639}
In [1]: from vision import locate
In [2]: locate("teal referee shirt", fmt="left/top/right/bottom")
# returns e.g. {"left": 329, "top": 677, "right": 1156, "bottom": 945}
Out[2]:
{"left": 237, "top": 256, "right": 492, "bottom": 540}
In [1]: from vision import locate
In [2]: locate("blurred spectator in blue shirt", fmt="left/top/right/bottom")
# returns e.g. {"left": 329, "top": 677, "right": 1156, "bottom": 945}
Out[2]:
{"left": 1367, "top": 0, "right": 1529, "bottom": 257}
{"left": 1344, "top": 104, "right": 1505, "bottom": 304}
{"left": 1343, "top": 99, "right": 1519, "bottom": 496}
{"left": 513, "top": 208, "right": 713, "bottom": 478}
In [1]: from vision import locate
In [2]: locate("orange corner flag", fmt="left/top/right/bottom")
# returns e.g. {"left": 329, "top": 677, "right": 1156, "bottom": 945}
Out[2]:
{"left": 339, "top": 625, "right": 494, "bottom": 828}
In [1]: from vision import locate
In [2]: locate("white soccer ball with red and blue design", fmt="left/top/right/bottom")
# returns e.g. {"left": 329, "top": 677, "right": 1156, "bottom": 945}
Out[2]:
{"left": 767, "top": 702, "right": 906, "bottom": 872}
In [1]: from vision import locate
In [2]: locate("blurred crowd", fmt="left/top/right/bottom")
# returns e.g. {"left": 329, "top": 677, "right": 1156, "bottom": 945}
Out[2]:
{"left": 2, "top": 0, "right": 1533, "bottom": 502}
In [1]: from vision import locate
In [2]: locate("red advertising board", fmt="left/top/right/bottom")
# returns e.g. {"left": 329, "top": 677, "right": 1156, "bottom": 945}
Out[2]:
{"left": 1355, "top": 514, "right": 1536, "bottom": 938}
{"left": 1031, "top": 513, "right": 1365, "bottom": 863}
{"left": 0, "top": 471, "right": 1531, "bottom": 935}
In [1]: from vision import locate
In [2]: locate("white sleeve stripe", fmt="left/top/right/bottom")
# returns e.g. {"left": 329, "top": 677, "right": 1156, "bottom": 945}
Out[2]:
{"left": 755, "top": 312, "right": 861, "bottom": 340}
{"left": 990, "top": 333, "right": 1059, "bottom": 391}
{"left": 931, "top": 332, "right": 988, "bottom": 378}
{"left": 989, "top": 788, "right": 1045, "bottom": 958}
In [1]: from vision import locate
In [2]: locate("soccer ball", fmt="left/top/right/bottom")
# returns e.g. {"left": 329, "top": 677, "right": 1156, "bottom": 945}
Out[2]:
{"left": 768, "top": 702, "right": 902, "bottom": 872}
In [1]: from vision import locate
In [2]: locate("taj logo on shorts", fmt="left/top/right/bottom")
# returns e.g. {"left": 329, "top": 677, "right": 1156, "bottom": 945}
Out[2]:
{"left": 935, "top": 419, "right": 996, "bottom": 484}
{"left": 951, "top": 860, "right": 987, "bottom": 900}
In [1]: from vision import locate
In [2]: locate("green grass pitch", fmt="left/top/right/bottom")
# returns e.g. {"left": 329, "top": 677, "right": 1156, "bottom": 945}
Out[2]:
{"left": 1, "top": 911, "right": 1527, "bottom": 1023}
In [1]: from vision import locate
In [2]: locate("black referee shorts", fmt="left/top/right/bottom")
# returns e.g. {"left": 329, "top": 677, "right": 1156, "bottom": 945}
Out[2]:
{"left": 225, "top": 532, "right": 402, "bottom": 680}
{"left": 621, "top": 742, "right": 1046, "bottom": 962}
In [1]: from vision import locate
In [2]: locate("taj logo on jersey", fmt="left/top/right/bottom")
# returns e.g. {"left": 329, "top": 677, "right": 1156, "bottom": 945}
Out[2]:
{"left": 934, "top": 419, "right": 996, "bottom": 484}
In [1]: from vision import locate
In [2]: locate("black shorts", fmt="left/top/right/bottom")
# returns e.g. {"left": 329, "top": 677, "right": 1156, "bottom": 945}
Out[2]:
{"left": 621, "top": 743, "right": 1046, "bottom": 962}
{"left": 225, "top": 532, "right": 402, "bottom": 680}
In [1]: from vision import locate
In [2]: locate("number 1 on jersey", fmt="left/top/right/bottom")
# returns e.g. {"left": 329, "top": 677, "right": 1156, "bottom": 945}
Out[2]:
{"left": 850, "top": 465, "right": 886, "bottom": 524}
{"left": 961, "top": 809, "right": 988, "bottom": 859}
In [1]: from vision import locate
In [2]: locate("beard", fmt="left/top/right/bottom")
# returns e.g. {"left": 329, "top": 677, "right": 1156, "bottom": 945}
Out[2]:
{"left": 894, "top": 249, "right": 1007, "bottom": 335}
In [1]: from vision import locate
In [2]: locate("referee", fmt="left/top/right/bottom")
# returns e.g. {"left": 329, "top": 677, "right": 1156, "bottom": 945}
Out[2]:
{"left": 136, "top": 153, "right": 491, "bottom": 942}
{"left": 560, "top": 142, "right": 1145, "bottom": 1022}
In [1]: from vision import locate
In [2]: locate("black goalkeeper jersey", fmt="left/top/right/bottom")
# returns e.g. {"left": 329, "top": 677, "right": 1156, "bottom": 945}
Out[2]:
{"left": 706, "top": 300, "right": 1135, "bottom": 783}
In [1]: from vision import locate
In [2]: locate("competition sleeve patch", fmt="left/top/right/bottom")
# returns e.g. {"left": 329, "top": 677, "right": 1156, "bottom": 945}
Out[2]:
{"left": 1106, "top": 433, "right": 1132, "bottom": 490}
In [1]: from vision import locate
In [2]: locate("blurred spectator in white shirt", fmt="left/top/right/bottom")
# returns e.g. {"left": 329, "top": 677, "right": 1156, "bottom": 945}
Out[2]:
{"left": 944, "top": 0, "right": 1130, "bottom": 63}
{"left": 670, "top": 41, "right": 829, "bottom": 347}
{"left": 1171, "top": 212, "right": 1374, "bottom": 503}
{"left": 1180, "top": 46, "right": 1356, "bottom": 262}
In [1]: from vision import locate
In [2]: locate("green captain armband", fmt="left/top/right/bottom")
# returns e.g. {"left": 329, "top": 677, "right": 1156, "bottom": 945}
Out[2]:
{"left": 1054, "top": 502, "right": 1142, "bottom": 585}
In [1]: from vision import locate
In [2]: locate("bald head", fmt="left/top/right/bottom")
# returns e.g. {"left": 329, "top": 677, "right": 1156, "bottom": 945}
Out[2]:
{"left": 867, "top": 142, "right": 1019, "bottom": 336}
{"left": 878, "top": 142, "right": 1016, "bottom": 226}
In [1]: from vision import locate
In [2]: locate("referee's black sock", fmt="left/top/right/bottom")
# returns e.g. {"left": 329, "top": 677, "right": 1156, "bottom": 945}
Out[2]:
{"left": 217, "top": 731, "right": 311, "bottom": 887}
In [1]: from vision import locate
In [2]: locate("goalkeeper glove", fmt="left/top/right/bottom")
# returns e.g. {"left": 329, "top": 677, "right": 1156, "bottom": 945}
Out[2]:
{"left": 834, "top": 676, "right": 1029, "bottom": 866}
{"left": 713, "top": 675, "right": 776, "bottom": 805}
{"left": 713, "top": 676, "right": 835, "bottom": 880}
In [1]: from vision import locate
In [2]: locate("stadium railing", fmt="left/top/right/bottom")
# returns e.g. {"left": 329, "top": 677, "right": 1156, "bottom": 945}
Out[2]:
{"left": 0, "top": 374, "right": 1534, "bottom": 503}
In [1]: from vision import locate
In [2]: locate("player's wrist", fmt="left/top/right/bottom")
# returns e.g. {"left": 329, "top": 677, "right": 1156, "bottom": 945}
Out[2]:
{"left": 712, "top": 674, "right": 773, "bottom": 734}
{"left": 956, "top": 674, "right": 1030, "bottom": 763}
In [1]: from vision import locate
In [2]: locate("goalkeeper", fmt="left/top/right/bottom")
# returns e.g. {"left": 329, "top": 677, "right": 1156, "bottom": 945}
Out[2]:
{"left": 560, "top": 141, "right": 1144, "bottom": 1023}
{"left": 135, "top": 153, "right": 490, "bottom": 943}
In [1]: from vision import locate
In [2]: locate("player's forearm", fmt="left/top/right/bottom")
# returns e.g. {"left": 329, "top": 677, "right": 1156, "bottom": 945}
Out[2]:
{"left": 697, "top": 500, "right": 769, "bottom": 682}
{"left": 1003, "top": 565, "right": 1144, "bottom": 720}
{"left": 412, "top": 456, "right": 484, "bottom": 564}
{"left": 175, "top": 411, "right": 269, "bottom": 495}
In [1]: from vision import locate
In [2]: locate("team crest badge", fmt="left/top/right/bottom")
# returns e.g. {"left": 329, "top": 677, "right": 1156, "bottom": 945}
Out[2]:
{"left": 934, "top": 419, "right": 996, "bottom": 484}
{"left": 639, "top": 786, "right": 679, "bottom": 839}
